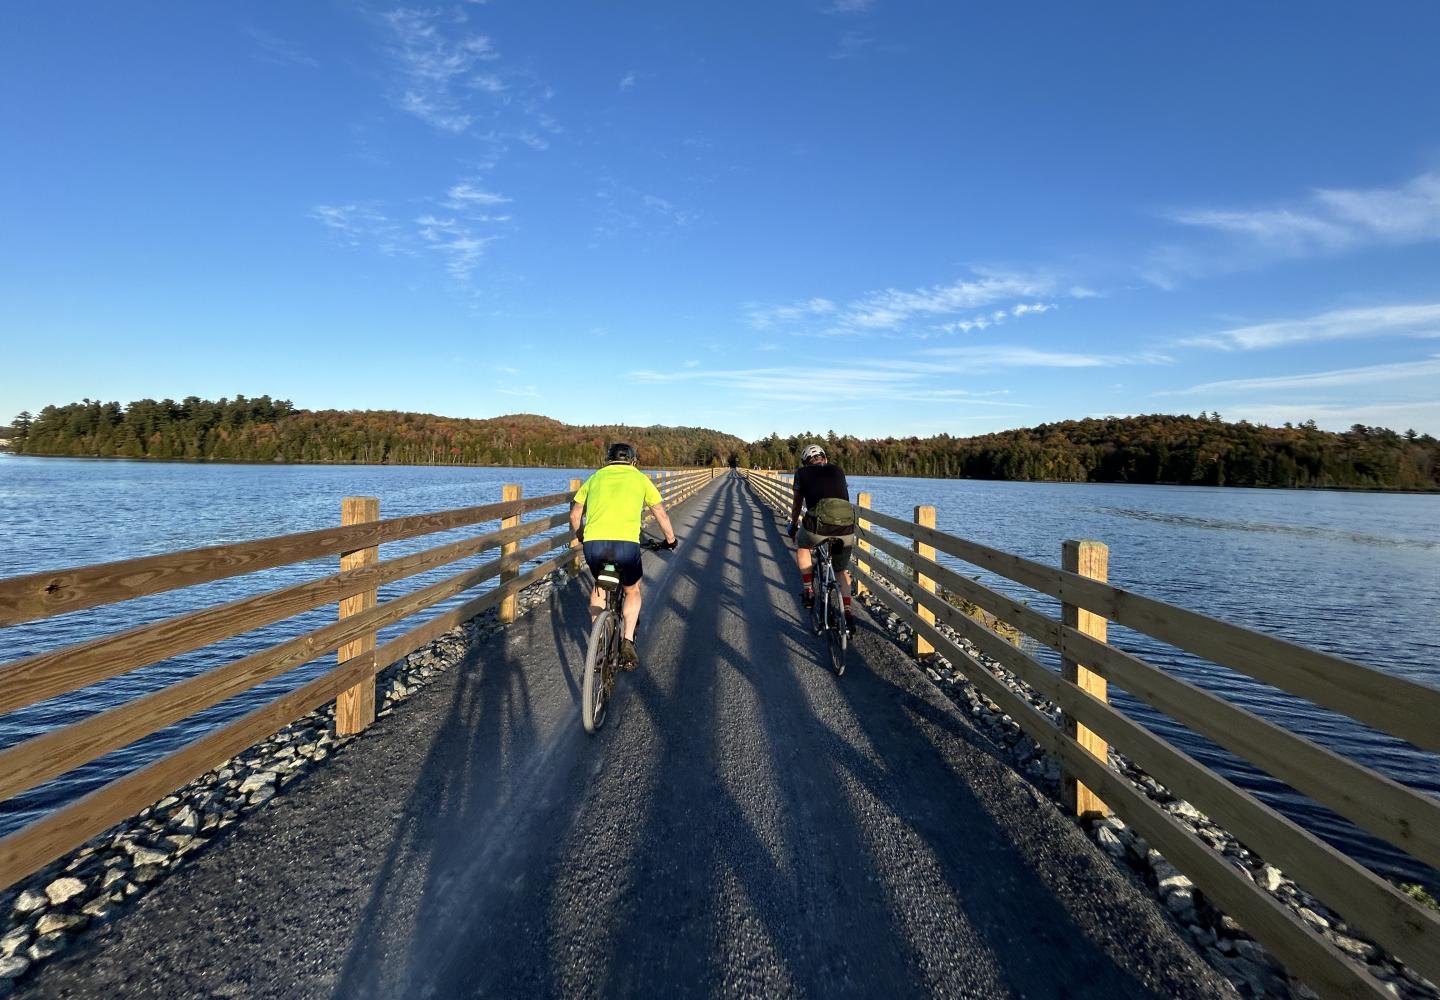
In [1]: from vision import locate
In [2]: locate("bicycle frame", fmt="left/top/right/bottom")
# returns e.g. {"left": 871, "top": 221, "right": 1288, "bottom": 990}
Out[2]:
{"left": 808, "top": 537, "right": 848, "bottom": 675}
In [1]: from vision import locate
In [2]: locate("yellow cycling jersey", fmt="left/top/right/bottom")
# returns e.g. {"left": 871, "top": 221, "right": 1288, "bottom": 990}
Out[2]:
{"left": 574, "top": 464, "right": 662, "bottom": 542}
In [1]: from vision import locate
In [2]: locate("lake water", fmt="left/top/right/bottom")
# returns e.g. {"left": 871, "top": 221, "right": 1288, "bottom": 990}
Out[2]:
{"left": 1, "top": 456, "right": 1437, "bottom": 891}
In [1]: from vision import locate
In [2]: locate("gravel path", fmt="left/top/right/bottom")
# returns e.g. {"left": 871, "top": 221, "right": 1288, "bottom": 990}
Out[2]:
{"left": 22, "top": 475, "right": 1231, "bottom": 999}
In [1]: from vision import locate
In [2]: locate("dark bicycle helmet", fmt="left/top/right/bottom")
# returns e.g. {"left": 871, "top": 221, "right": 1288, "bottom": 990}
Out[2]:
{"left": 606, "top": 441, "right": 638, "bottom": 464}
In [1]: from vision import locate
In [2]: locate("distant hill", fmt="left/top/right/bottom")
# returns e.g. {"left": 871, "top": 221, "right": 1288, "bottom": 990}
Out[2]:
{"left": 12, "top": 398, "right": 1440, "bottom": 490}
{"left": 12, "top": 397, "right": 745, "bottom": 468}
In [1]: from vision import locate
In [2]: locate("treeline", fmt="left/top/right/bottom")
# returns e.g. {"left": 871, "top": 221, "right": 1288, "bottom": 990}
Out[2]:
{"left": 9, "top": 397, "right": 744, "bottom": 468}
{"left": 749, "top": 414, "right": 1440, "bottom": 490}
{"left": 10, "top": 399, "right": 1439, "bottom": 490}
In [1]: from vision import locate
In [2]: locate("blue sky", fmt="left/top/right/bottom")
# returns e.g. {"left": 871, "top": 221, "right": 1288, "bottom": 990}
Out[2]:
{"left": 3, "top": 1, "right": 1439, "bottom": 440}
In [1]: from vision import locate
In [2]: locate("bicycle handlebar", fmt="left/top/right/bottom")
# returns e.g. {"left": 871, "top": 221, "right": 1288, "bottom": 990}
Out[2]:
{"left": 640, "top": 534, "right": 678, "bottom": 551}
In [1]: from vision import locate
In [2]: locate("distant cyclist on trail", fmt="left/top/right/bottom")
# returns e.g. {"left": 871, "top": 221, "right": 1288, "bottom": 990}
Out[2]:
{"left": 787, "top": 443, "right": 858, "bottom": 635}
{"left": 570, "top": 443, "right": 677, "bottom": 670}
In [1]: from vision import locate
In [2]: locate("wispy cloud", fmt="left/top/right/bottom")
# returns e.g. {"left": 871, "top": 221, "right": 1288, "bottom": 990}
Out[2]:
{"left": 416, "top": 214, "right": 496, "bottom": 282}
{"left": 246, "top": 26, "right": 318, "bottom": 68}
{"left": 1152, "top": 171, "right": 1440, "bottom": 284}
{"left": 1179, "top": 303, "right": 1440, "bottom": 351}
{"left": 745, "top": 271, "right": 1078, "bottom": 338}
{"left": 310, "top": 203, "right": 409, "bottom": 255}
{"left": 825, "top": 0, "right": 875, "bottom": 12}
{"left": 592, "top": 182, "right": 698, "bottom": 239}
{"left": 444, "top": 182, "right": 511, "bottom": 215}
{"left": 382, "top": 8, "right": 498, "bottom": 133}
{"left": 497, "top": 385, "right": 541, "bottom": 398}
{"left": 745, "top": 298, "right": 837, "bottom": 329}
{"left": 619, "top": 72, "right": 636, "bottom": 92}
{"left": 1161, "top": 355, "right": 1440, "bottom": 396}
{"left": 915, "top": 346, "right": 1172, "bottom": 370}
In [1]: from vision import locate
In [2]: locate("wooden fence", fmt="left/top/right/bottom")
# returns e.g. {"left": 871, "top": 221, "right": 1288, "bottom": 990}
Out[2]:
{"left": 740, "top": 468, "right": 1440, "bottom": 999}
{"left": 0, "top": 466, "right": 716, "bottom": 893}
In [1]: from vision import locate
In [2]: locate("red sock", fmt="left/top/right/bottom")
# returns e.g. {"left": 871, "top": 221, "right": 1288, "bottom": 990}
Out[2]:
{"left": 843, "top": 595, "right": 852, "bottom": 609}
{"left": 802, "top": 572, "right": 813, "bottom": 588}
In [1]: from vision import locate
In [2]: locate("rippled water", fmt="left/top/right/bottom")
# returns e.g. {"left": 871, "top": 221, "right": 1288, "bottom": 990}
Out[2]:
{"left": 850, "top": 474, "right": 1440, "bottom": 889}
{"left": 2, "top": 457, "right": 1437, "bottom": 890}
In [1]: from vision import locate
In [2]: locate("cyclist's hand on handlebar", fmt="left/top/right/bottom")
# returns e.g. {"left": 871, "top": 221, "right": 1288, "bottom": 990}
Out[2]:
{"left": 664, "top": 536, "right": 678, "bottom": 550}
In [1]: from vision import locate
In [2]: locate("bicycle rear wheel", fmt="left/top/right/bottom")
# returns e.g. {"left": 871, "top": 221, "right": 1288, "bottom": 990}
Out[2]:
{"left": 827, "top": 583, "right": 847, "bottom": 676}
{"left": 582, "top": 610, "right": 618, "bottom": 733}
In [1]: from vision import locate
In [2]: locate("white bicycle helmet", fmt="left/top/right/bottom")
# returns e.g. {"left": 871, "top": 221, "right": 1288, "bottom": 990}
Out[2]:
{"left": 800, "top": 443, "right": 826, "bottom": 463}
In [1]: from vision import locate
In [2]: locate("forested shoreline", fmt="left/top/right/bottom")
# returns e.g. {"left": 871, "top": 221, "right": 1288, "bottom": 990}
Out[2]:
{"left": 6, "top": 397, "right": 1439, "bottom": 491}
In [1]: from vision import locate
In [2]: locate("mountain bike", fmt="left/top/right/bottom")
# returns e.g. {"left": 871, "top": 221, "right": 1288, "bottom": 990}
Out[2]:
{"left": 809, "top": 537, "right": 848, "bottom": 676}
{"left": 581, "top": 534, "right": 675, "bottom": 734}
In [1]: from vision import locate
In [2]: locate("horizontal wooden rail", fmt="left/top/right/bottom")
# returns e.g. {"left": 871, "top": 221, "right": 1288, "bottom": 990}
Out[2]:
{"left": 858, "top": 525, "right": 1440, "bottom": 876}
{"left": 0, "top": 511, "right": 570, "bottom": 716}
{"left": 858, "top": 573, "right": 1386, "bottom": 999}
{"left": 860, "top": 550, "right": 1440, "bottom": 985}
{"left": 0, "top": 548, "right": 571, "bottom": 893}
{"left": 0, "top": 492, "right": 569, "bottom": 628}
{"left": 0, "top": 530, "right": 572, "bottom": 805}
{"left": 859, "top": 505, "right": 1440, "bottom": 754}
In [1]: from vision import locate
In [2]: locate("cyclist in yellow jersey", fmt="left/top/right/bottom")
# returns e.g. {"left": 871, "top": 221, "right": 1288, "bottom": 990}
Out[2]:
{"left": 569, "top": 442, "right": 677, "bottom": 669}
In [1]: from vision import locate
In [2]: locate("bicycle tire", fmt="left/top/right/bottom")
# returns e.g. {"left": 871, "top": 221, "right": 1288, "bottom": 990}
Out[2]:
{"left": 827, "top": 583, "right": 847, "bottom": 675}
{"left": 582, "top": 610, "right": 618, "bottom": 734}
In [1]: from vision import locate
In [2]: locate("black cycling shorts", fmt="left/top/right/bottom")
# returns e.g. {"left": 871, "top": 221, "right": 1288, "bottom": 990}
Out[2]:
{"left": 583, "top": 539, "right": 643, "bottom": 587}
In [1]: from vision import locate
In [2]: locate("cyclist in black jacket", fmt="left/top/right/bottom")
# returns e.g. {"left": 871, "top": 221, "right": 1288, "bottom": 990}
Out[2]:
{"left": 787, "top": 443, "right": 857, "bottom": 635}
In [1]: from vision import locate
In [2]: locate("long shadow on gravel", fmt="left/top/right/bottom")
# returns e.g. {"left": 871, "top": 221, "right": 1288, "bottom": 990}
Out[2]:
{"left": 746, "top": 488, "right": 1194, "bottom": 998}
{"left": 331, "top": 575, "right": 596, "bottom": 998}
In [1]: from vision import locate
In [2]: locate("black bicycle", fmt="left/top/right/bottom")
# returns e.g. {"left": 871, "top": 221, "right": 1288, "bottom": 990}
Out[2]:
{"left": 581, "top": 534, "right": 675, "bottom": 734}
{"left": 809, "top": 537, "right": 848, "bottom": 676}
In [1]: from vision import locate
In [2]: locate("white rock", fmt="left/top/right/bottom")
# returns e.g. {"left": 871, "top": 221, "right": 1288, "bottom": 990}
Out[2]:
{"left": 1095, "top": 826, "right": 1126, "bottom": 858}
{"left": 1326, "top": 933, "right": 1378, "bottom": 962}
{"left": 34, "top": 912, "right": 84, "bottom": 935}
{"left": 1157, "top": 870, "right": 1194, "bottom": 895}
{"left": 43, "top": 877, "right": 86, "bottom": 907}
{"left": 1165, "top": 887, "right": 1197, "bottom": 921}
{"left": 11, "top": 889, "right": 46, "bottom": 915}
{"left": 1168, "top": 800, "right": 1203, "bottom": 822}
{"left": 168, "top": 805, "right": 199, "bottom": 834}
{"left": 0, "top": 928, "right": 30, "bottom": 959}
{"left": 1258, "top": 864, "right": 1284, "bottom": 892}
{"left": 130, "top": 846, "right": 169, "bottom": 867}
{"left": 238, "top": 772, "right": 277, "bottom": 795}
{"left": 0, "top": 954, "right": 30, "bottom": 979}
{"left": 130, "top": 864, "right": 163, "bottom": 884}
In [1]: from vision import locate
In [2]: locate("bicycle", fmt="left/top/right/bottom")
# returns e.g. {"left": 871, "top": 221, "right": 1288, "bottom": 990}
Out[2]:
{"left": 808, "top": 536, "right": 849, "bottom": 676}
{"left": 581, "top": 534, "right": 675, "bottom": 734}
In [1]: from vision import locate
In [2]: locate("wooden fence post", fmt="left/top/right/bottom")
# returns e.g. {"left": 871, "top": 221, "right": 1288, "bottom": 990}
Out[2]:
{"left": 1062, "top": 539, "right": 1110, "bottom": 820}
{"left": 913, "top": 505, "right": 936, "bottom": 658}
{"left": 498, "top": 484, "right": 522, "bottom": 624}
{"left": 568, "top": 478, "right": 583, "bottom": 577}
{"left": 335, "top": 496, "right": 379, "bottom": 736}
{"left": 854, "top": 492, "right": 871, "bottom": 597}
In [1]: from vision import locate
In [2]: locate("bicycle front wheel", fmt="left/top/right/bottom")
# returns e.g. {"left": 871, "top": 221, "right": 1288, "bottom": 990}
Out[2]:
{"left": 827, "top": 584, "right": 847, "bottom": 676}
{"left": 582, "top": 610, "right": 618, "bottom": 734}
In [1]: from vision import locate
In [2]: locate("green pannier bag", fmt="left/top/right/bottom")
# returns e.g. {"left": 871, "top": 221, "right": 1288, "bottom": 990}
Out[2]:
{"left": 804, "top": 497, "right": 857, "bottom": 536}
